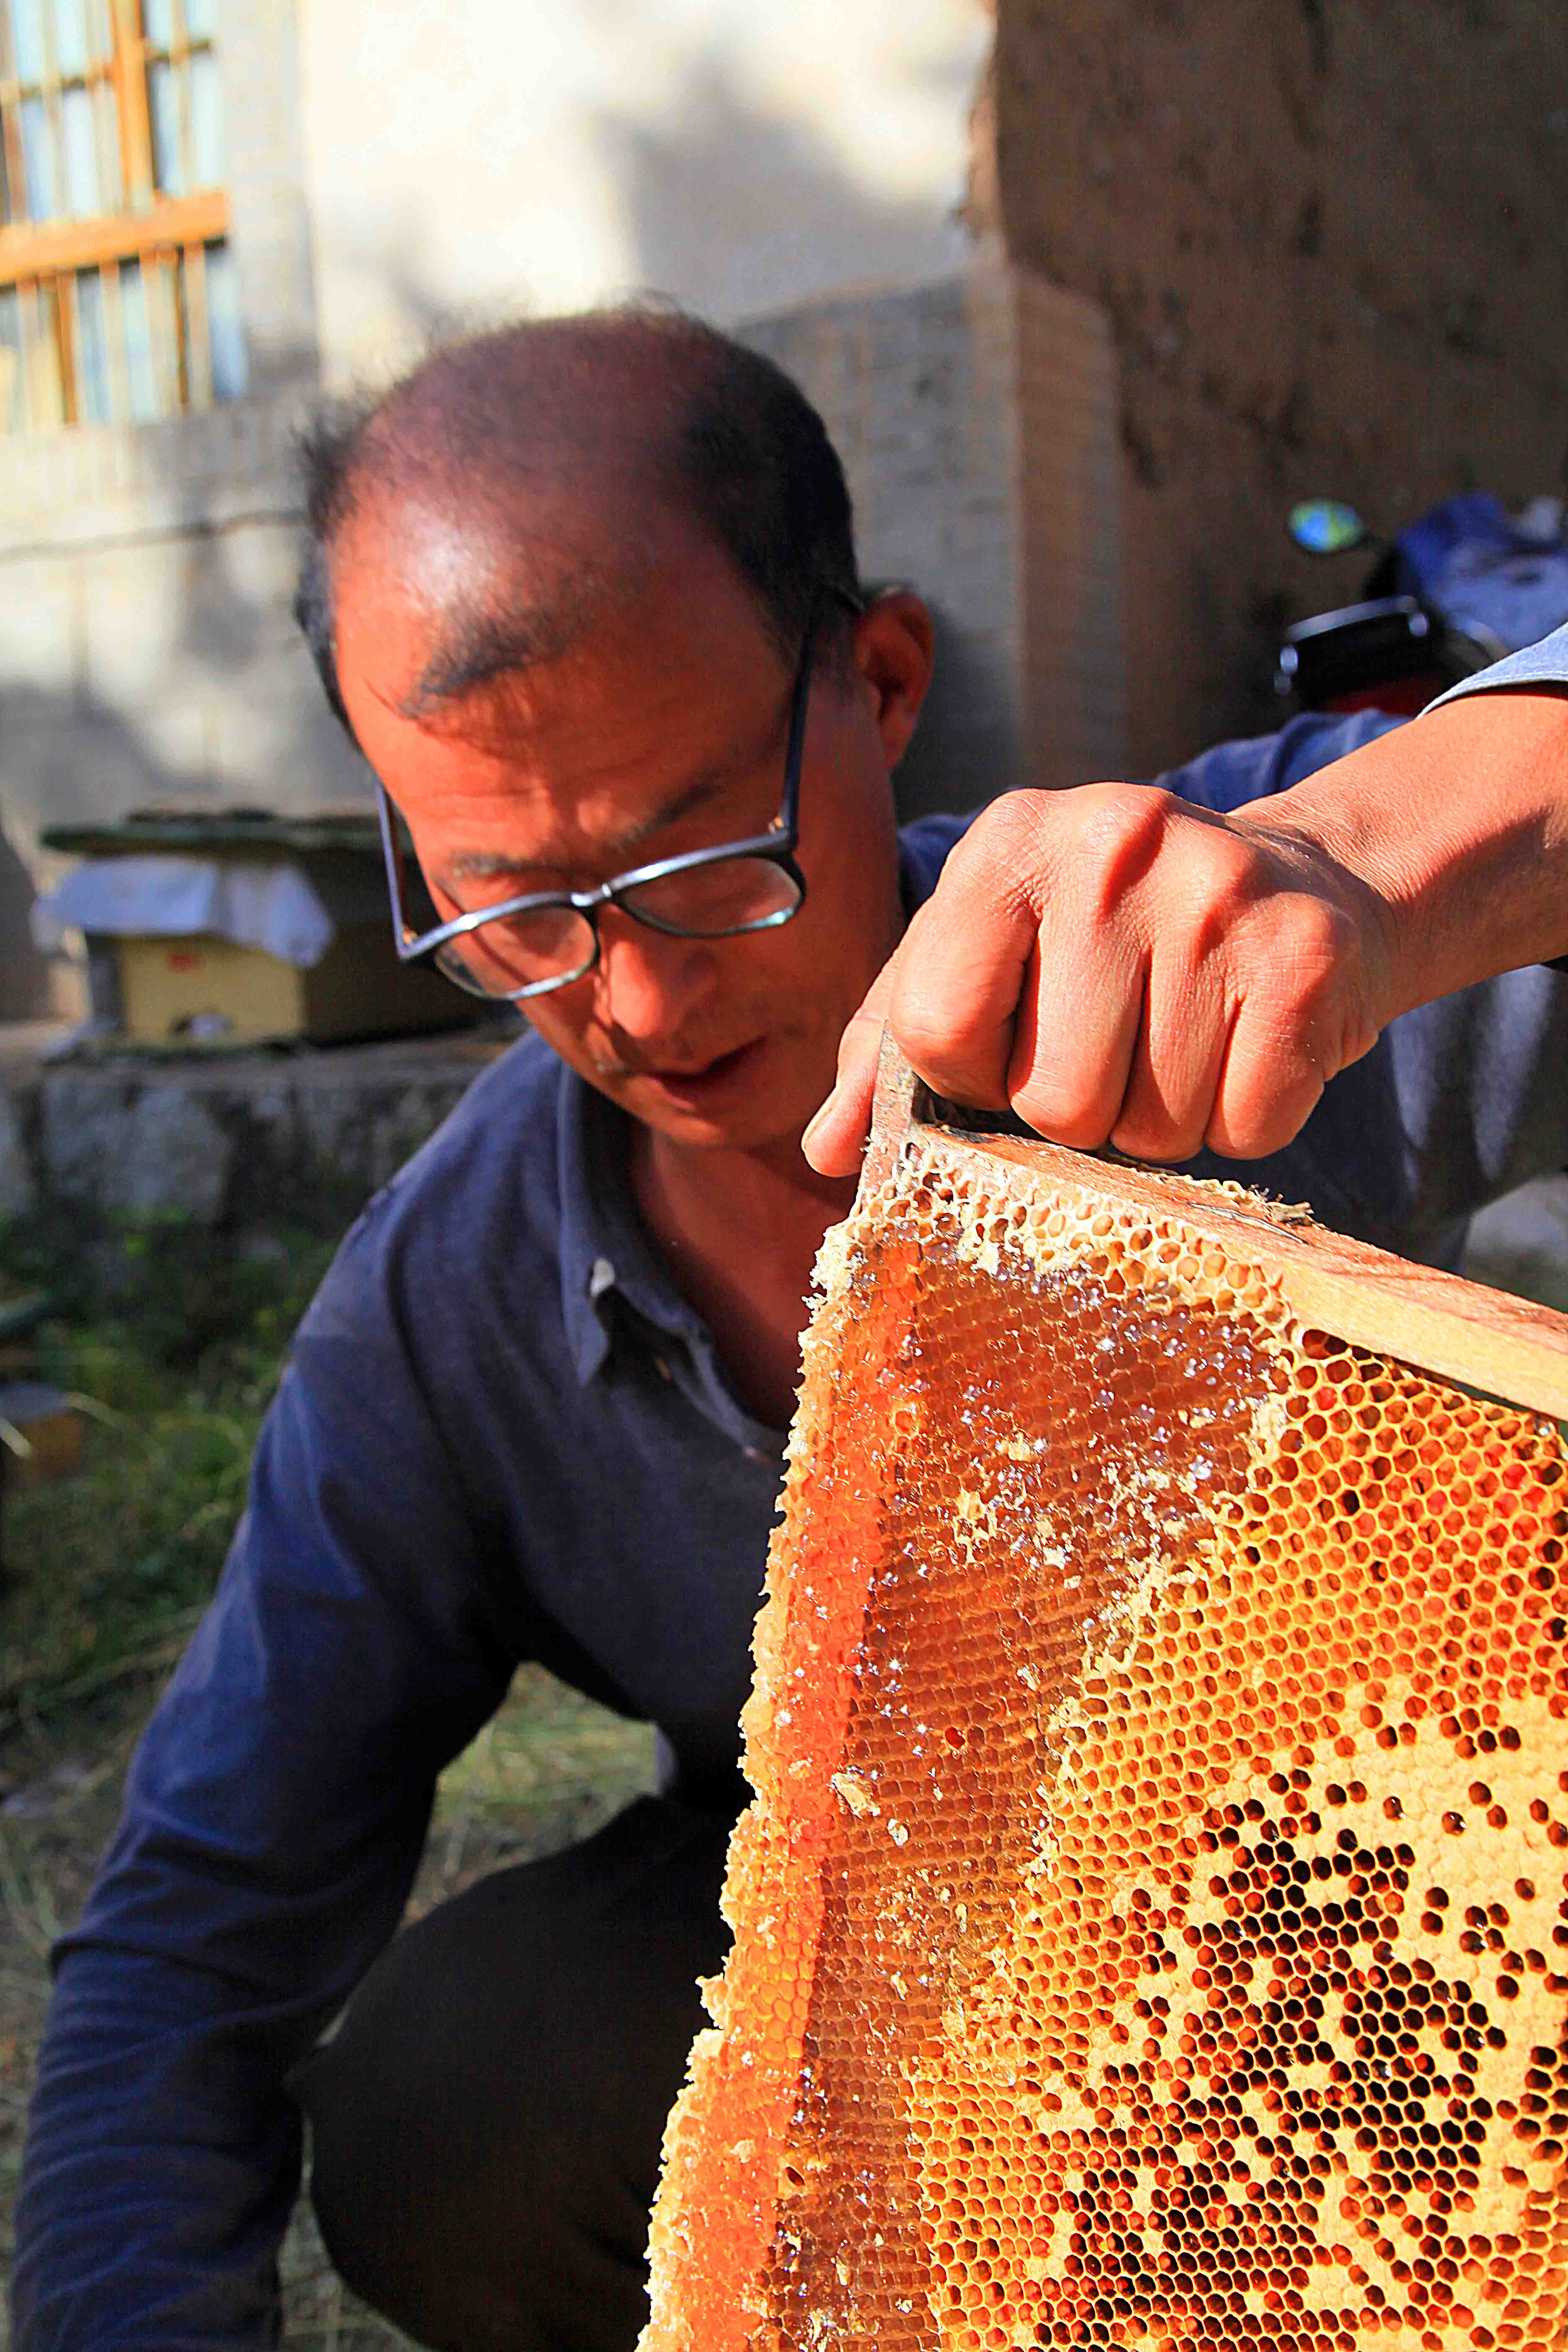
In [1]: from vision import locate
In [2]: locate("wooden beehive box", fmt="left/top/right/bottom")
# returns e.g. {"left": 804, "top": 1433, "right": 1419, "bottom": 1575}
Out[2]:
{"left": 644, "top": 1039, "right": 1568, "bottom": 2352}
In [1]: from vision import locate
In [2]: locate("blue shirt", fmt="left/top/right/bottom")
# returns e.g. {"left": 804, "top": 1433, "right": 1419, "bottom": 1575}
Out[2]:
{"left": 15, "top": 685, "right": 1568, "bottom": 2348}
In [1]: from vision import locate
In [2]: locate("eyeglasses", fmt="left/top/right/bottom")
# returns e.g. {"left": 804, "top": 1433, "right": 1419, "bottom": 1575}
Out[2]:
{"left": 375, "top": 598, "right": 852, "bottom": 1003}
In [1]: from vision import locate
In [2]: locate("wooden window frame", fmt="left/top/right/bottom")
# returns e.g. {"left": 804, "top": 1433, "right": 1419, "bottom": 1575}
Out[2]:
{"left": 0, "top": 186, "right": 226, "bottom": 285}
{"left": 0, "top": 0, "right": 233, "bottom": 426}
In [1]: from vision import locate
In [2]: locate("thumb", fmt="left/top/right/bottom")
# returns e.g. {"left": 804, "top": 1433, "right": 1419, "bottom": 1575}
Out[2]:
{"left": 801, "top": 956, "right": 898, "bottom": 1176}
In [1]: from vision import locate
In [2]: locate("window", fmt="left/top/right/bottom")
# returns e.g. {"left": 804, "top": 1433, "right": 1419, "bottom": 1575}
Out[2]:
{"left": 0, "top": 0, "right": 245, "bottom": 433}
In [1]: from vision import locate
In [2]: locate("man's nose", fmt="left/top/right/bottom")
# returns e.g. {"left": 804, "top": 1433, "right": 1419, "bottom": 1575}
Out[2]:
{"left": 591, "top": 911, "right": 717, "bottom": 1039}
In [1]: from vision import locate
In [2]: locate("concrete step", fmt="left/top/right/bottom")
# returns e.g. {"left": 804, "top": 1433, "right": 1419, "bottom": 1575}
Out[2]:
{"left": 0, "top": 1025, "right": 512, "bottom": 1228}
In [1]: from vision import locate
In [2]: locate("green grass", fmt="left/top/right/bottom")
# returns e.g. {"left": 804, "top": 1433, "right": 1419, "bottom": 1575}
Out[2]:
{"left": 0, "top": 1216, "right": 340, "bottom": 1737}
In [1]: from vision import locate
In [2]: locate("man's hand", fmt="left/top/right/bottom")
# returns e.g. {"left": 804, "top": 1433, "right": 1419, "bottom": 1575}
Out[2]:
{"left": 802, "top": 687, "right": 1568, "bottom": 1179}
{"left": 804, "top": 784, "right": 1395, "bottom": 1173}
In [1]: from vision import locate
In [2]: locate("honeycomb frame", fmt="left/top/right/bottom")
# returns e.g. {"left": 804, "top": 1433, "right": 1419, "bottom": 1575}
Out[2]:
{"left": 642, "top": 1047, "right": 1568, "bottom": 2352}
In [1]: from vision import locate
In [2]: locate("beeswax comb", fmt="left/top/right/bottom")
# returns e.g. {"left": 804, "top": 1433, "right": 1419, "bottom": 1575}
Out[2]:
{"left": 642, "top": 1037, "right": 1568, "bottom": 2352}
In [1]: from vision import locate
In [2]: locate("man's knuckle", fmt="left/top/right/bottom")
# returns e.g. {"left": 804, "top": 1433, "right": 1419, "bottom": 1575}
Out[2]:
{"left": 1079, "top": 782, "right": 1171, "bottom": 854}
{"left": 892, "top": 992, "right": 955, "bottom": 1070}
{"left": 947, "top": 792, "right": 1054, "bottom": 906}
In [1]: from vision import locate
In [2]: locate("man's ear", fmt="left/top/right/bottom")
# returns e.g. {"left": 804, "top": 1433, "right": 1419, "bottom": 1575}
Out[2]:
{"left": 851, "top": 589, "right": 936, "bottom": 773}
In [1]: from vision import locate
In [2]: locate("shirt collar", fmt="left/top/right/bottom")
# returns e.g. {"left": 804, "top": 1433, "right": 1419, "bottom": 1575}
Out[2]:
{"left": 556, "top": 1060, "right": 713, "bottom": 1385}
{"left": 556, "top": 818, "right": 956, "bottom": 1386}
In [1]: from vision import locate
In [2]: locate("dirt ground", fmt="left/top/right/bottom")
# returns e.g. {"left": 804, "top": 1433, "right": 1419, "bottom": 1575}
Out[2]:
{"left": 0, "top": 1663, "right": 657, "bottom": 2349}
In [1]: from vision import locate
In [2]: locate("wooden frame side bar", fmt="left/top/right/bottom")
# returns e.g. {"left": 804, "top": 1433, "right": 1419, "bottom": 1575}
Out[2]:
{"left": 862, "top": 1033, "right": 1568, "bottom": 1422}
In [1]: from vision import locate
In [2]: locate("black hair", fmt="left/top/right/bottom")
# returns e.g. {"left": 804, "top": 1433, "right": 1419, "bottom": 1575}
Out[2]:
{"left": 292, "top": 307, "right": 861, "bottom": 746}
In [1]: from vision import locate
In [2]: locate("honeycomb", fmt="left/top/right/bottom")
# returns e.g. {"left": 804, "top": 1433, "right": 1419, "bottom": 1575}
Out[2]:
{"left": 641, "top": 1138, "right": 1568, "bottom": 2352}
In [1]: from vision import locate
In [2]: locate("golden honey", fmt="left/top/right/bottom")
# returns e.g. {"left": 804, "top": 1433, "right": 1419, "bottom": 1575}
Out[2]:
{"left": 642, "top": 1146, "right": 1568, "bottom": 2352}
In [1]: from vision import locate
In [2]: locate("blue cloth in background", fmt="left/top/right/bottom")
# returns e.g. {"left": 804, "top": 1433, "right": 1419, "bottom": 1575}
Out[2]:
{"left": 1390, "top": 492, "right": 1568, "bottom": 655}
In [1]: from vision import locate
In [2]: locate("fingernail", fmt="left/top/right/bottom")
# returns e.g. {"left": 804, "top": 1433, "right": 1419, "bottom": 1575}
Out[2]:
{"left": 801, "top": 1093, "right": 836, "bottom": 1151}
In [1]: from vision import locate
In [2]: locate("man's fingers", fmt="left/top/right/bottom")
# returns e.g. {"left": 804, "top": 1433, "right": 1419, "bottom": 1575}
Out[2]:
{"left": 1202, "top": 896, "right": 1377, "bottom": 1158}
{"left": 1203, "top": 1000, "right": 1331, "bottom": 1161}
{"left": 884, "top": 823, "right": 1053, "bottom": 1114}
{"left": 1003, "top": 935, "right": 1146, "bottom": 1149}
{"left": 808, "top": 781, "right": 1391, "bottom": 1180}
{"left": 801, "top": 978, "right": 895, "bottom": 1176}
{"left": 804, "top": 861, "right": 1041, "bottom": 1176}
{"left": 1101, "top": 957, "right": 1232, "bottom": 1163}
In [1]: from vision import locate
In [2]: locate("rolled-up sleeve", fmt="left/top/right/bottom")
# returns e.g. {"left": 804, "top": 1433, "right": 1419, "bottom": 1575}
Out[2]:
{"left": 1427, "top": 618, "right": 1568, "bottom": 705}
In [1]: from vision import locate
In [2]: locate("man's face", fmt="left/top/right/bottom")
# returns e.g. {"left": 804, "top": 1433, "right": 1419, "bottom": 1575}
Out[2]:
{"left": 333, "top": 497, "right": 922, "bottom": 1157}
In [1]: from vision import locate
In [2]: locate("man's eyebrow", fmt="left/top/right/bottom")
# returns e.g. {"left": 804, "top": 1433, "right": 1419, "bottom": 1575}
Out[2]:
{"left": 444, "top": 770, "right": 738, "bottom": 885}
{"left": 397, "top": 581, "right": 611, "bottom": 720}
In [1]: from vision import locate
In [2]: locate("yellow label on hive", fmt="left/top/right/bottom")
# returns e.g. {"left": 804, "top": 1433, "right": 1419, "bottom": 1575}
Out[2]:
{"left": 642, "top": 1151, "right": 1568, "bottom": 2352}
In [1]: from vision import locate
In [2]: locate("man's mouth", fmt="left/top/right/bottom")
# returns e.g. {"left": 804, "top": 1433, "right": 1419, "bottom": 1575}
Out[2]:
{"left": 637, "top": 1037, "right": 768, "bottom": 1104}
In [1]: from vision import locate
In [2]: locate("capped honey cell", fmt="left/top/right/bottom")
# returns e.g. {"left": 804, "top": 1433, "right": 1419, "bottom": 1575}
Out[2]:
{"left": 640, "top": 1138, "right": 1568, "bottom": 2352}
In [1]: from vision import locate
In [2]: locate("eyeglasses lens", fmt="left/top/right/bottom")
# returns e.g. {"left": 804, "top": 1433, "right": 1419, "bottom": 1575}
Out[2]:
{"left": 619, "top": 855, "right": 802, "bottom": 937}
{"left": 434, "top": 856, "right": 803, "bottom": 1000}
{"left": 433, "top": 905, "right": 597, "bottom": 1000}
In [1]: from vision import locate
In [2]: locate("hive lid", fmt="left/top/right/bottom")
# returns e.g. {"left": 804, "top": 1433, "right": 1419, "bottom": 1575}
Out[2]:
{"left": 41, "top": 807, "right": 381, "bottom": 859}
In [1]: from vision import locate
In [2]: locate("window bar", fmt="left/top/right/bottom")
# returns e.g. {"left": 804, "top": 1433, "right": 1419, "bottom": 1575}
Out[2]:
{"left": 22, "top": 277, "right": 63, "bottom": 427}
{"left": 92, "top": 43, "right": 123, "bottom": 214}
{"left": 180, "top": 230, "right": 206, "bottom": 405}
{"left": 171, "top": 243, "right": 188, "bottom": 406}
{"left": 171, "top": 0, "right": 191, "bottom": 196}
{"left": 0, "top": 91, "right": 26, "bottom": 228}
{"left": 147, "top": 241, "right": 176, "bottom": 409}
{"left": 14, "top": 272, "right": 34, "bottom": 425}
{"left": 0, "top": 5, "right": 20, "bottom": 227}
{"left": 56, "top": 263, "right": 79, "bottom": 421}
{"left": 108, "top": 0, "right": 150, "bottom": 209}
{"left": 39, "top": 0, "right": 65, "bottom": 226}
{"left": 25, "top": 277, "right": 46, "bottom": 426}
{"left": 0, "top": 299, "right": 18, "bottom": 428}
{"left": 102, "top": 249, "right": 127, "bottom": 418}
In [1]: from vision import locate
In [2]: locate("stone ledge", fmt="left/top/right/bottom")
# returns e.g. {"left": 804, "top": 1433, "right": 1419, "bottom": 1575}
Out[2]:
{"left": 0, "top": 1026, "right": 511, "bottom": 1228}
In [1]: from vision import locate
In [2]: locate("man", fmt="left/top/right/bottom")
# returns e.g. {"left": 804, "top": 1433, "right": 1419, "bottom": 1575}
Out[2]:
{"left": 13, "top": 309, "right": 1568, "bottom": 2352}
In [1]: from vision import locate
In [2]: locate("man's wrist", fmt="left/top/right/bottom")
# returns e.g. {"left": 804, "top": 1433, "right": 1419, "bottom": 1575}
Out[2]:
{"left": 1257, "top": 686, "right": 1568, "bottom": 1015}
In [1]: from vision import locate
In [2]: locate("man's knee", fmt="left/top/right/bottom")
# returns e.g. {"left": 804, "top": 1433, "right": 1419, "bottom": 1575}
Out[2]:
{"left": 289, "top": 1798, "right": 732, "bottom": 2352}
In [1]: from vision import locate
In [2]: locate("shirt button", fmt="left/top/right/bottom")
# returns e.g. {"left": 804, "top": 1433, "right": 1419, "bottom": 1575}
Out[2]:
{"left": 744, "top": 1445, "right": 765, "bottom": 1463}
{"left": 588, "top": 1256, "right": 616, "bottom": 1300}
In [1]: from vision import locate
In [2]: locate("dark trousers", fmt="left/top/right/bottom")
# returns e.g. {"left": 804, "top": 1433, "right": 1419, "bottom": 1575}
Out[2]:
{"left": 288, "top": 1797, "right": 732, "bottom": 2352}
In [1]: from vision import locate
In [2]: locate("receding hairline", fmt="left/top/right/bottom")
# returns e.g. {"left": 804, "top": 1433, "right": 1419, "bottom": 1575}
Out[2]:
{"left": 325, "top": 324, "right": 769, "bottom": 712}
{"left": 294, "top": 303, "right": 864, "bottom": 738}
{"left": 320, "top": 312, "right": 759, "bottom": 548}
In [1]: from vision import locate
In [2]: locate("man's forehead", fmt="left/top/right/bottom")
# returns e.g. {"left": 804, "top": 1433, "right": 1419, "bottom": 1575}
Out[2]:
{"left": 336, "top": 492, "right": 634, "bottom": 696}
{"left": 334, "top": 485, "right": 774, "bottom": 731}
{"left": 441, "top": 765, "right": 743, "bottom": 884}
{"left": 396, "top": 626, "right": 799, "bottom": 889}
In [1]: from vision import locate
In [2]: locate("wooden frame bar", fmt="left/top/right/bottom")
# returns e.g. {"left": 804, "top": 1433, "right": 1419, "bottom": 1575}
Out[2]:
{"left": 107, "top": 0, "right": 153, "bottom": 206}
{"left": 867, "top": 1031, "right": 1568, "bottom": 1421}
